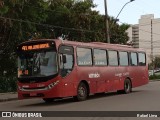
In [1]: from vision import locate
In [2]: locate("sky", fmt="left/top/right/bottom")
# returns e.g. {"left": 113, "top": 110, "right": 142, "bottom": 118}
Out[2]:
{"left": 93, "top": 0, "right": 160, "bottom": 24}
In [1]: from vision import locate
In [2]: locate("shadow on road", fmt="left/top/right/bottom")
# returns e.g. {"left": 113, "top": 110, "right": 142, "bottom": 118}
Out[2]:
{"left": 18, "top": 90, "right": 142, "bottom": 108}
{"left": 87, "top": 90, "right": 140, "bottom": 100}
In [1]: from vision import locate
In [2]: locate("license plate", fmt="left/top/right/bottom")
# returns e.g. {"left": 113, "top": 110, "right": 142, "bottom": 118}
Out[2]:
{"left": 30, "top": 93, "right": 37, "bottom": 96}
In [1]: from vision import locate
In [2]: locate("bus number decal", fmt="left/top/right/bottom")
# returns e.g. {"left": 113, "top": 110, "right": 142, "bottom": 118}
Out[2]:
{"left": 89, "top": 73, "right": 100, "bottom": 78}
{"left": 115, "top": 72, "right": 129, "bottom": 77}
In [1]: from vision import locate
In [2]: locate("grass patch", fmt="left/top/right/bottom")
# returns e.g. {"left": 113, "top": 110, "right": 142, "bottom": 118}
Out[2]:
{"left": 149, "top": 74, "right": 160, "bottom": 80}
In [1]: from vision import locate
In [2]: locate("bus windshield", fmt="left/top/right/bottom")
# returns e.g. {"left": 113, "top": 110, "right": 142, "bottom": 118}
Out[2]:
{"left": 18, "top": 51, "right": 58, "bottom": 78}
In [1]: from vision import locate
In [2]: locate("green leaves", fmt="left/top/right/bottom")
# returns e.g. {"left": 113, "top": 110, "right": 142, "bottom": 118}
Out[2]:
{"left": 0, "top": 0, "right": 130, "bottom": 78}
{"left": 0, "top": 6, "right": 9, "bottom": 15}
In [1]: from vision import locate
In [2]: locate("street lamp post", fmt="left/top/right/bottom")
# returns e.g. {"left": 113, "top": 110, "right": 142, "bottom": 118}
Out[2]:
{"left": 104, "top": 0, "right": 135, "bottom": 43}
{"left": 115, "top": 0, "right": 135, "bottom": 21}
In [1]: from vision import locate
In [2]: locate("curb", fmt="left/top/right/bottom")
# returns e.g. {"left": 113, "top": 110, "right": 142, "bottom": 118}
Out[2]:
{"left": 0, "top": 98, "right": 18, "bottom": 102}
{"left": 0, "top": 92, "right": 18, "bottom": 102}
{"left": 149, "top": 79, "right": 160, "bottom": 82}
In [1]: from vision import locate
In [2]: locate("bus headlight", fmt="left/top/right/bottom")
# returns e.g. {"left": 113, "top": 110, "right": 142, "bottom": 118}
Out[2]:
{"left": 18, "top": 86, "right": 22, "bottom": 91}
{"left": 48, "top": 80, "right": 59, "bottom": 90}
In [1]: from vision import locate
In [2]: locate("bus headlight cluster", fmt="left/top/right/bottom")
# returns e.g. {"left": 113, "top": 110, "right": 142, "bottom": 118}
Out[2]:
{"left": 48, "top": 80, "right": 59, "bottom": 90}
{"left": 18, "top": 80, "right": 60, "bottom": 91}
{"left": 18, "top": 86, "right": 22, "bottom": 90}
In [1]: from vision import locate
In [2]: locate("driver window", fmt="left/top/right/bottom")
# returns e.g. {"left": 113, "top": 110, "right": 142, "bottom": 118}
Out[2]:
{"left": 59, "top": 46, "right": 74, "bottom": 77}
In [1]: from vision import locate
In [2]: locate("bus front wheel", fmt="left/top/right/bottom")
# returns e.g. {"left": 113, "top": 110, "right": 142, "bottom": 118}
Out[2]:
{"left": 75, "top": 82, "right": 88, "bottom": 101}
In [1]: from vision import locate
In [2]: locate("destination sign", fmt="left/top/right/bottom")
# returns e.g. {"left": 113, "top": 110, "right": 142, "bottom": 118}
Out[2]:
{"left": 21, "top": 43, "right": 50, "bottom": 51}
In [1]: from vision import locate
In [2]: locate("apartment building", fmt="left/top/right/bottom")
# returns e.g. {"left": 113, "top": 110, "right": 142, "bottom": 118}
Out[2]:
{"left": 126, "top": 14, "right": 160, "bottom": 63}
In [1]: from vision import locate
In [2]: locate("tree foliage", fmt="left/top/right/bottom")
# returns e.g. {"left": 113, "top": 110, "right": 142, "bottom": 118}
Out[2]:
{"left": 148, "top": 56, "right": 160, "bottom": 70}
{"left": 0, "top": 0, "right": 130, "bottom": 76}
{"left": 154, "top": 57, "right": 160, "bottom": 68}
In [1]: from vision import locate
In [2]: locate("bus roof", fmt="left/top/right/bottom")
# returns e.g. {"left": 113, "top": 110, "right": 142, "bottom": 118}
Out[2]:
{"left": 60, "top": 40, "right": 145, "bottom": 52}
{"left": 18, "top": 39, "right": 145, "bottom": 52}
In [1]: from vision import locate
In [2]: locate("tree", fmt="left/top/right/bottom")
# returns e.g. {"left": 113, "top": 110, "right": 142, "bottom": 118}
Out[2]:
{"left": 154, "top": 56, "right": 160, "bottom": 69}
{"left": 0, "top": 0, "right": 50, "bottom": 76}
{"left": 0, "top": 0, "right": 130, "bottom": 76}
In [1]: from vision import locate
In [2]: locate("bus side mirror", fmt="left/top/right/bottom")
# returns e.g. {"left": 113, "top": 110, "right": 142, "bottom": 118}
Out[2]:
{"left": 62, "top": 55, "right": 67, "bottom": 64}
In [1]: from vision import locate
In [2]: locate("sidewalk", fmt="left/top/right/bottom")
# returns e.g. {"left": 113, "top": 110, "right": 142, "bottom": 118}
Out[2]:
{"left": 149, "top": 79, "right": 160, "bottom": 82}
{"left": 0, "top": 92, "right": 18, "bottom": 102}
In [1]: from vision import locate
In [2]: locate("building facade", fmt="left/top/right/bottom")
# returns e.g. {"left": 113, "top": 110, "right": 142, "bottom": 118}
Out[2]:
{"left": 126, "top": 14, "right": 160, "bottom": 63}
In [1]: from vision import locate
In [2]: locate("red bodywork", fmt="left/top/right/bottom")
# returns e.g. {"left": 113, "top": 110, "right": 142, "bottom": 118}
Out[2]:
{"left": 17, "top": 39, "right": 149, "bottom": 99}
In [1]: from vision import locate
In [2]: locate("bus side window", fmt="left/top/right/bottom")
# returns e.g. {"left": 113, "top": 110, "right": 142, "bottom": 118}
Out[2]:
{"left": 119, "top": 51, "right": 129, "bottom": 66}
{"left": 94, "top": 49, "right": 107, "bottom": 66}
{"left": 138, "top": 52, "right": 146, "bottom": 66}
{"left": 77, "top": 47, "right": 92, "bottom": 66}
{"left": 108, "top": 50, "right": 118, "bottom": 66}
{"left": 130, "top": 52, "right": 138, "bottom": 66}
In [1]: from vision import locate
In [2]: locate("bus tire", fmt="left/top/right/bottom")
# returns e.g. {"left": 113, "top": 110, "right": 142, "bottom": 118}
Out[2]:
{"left": 43, "top": 98, "right": 54, "bottom": 103}
{"left": 75, "top": 82, "right": 88, "bottom": 101}
{"left": 124, "top": 79, "right": 132, "bottom": 94}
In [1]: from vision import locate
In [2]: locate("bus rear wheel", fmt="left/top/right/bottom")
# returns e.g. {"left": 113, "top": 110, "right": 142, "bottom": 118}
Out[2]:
{"left": 124, "top": 79, "right": 132, "bottom": 94}
{"left": 43, "top": 98, "right": 54, "bottom": 103}
{"left": 75, "top": 82, "right": 88, "bottom": 101}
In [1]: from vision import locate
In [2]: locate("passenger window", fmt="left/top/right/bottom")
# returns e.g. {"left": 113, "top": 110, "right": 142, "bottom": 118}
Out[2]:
{"left": 138, "top": 53, "right": 146, "bottom": 66}
{"left": 77, "top": 48, "right": 92, "bottom": 66}
{"left": 108, "top": 50, "right": 118, "bottom": 66}
{"left": 94, "top": 49, "right": 107, "bottom": 66}
{"left": 130, "top": 52, "right": 138, "bottom": 66}
{"left": 119, "top": 51, "right": 129, "bottom": 66}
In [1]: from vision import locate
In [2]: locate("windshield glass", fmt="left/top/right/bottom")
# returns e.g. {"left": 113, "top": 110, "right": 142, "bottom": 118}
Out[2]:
{"left": 18, "top": 51, "right": 58, "bottom": 78}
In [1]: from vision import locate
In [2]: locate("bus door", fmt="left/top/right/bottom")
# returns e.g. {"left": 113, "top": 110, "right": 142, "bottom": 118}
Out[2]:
{"left": 59, "top": 45, "right": 76, "bottom": 97}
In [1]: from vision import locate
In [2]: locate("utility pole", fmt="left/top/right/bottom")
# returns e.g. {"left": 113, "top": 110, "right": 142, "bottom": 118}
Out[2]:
{"left": 104, "top": 0, "right": 110, "bottom": 43}
{"left": 104, "top": 0, "right": 135, "bottom": 43}
{"left": 151, "top": 19, "right": 154, "bottom": 74}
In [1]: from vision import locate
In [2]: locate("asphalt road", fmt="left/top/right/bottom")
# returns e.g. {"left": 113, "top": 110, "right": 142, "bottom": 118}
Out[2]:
{"left": 0, "top": 81, "right": 160, "bottom": 120}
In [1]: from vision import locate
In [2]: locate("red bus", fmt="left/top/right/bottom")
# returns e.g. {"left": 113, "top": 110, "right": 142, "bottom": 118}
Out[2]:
{"left": 16, "top": 39, "right": 149, "bottom": 102}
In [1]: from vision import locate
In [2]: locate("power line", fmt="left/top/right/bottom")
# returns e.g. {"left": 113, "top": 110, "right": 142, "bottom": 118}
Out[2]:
{"left": 6, "top": 2, "right": 160, "bottom": 39}
{"left": 0, "top": 16, "right": 103, "bottom": 34}
{"left": 26, "top": 1, "right": 160, "bottom": 32}
{"left": 0, "top": 16, "right": 130, "bottom": 42}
